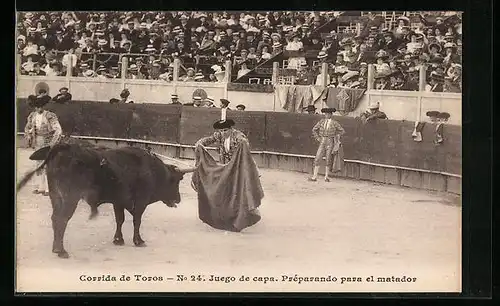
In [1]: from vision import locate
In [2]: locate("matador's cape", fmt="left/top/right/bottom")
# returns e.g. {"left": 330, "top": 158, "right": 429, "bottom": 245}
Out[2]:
{"left": 191, "top": 142, "right": 264, "bottom": 232}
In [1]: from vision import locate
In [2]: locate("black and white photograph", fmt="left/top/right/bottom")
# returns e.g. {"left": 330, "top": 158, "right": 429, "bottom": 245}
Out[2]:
{"left": 15, "top": 10, "right": 462, "bottom": 293}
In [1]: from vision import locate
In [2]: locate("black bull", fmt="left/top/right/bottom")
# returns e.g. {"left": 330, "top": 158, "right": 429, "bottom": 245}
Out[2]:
{"left": 16, "top": 143, "right": 196, "bottom": 258}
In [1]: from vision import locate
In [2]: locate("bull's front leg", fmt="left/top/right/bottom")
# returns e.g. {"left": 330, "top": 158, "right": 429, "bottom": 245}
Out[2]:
{"left": 132, "top": 205, "right": 146, "bottom": 247}
{"left": 112, "top": 204, "right": 125, "bottom": 245}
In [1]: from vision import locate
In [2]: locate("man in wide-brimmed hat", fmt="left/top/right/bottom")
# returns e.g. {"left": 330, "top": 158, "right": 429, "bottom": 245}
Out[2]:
{"left": 309, "top": 108, "right": 345, "bottom": 182}
{"left": 359, "top": 101, "right": 388, "bottom": 123}
{"left": 303, "top": 105, "right": 317, "bottom": 114}
{"left": 426, "top": 71, "right": 445, "bottom": 92}
{"left": 24, "top": 95, "right": 63, "bottom": 196}
{"left": 52, "top": 87, "right": 72, "bottom": 104}
{"left": 195, "top": 119, "right": 249, "bottom": 164}
{"left": 340, "top": 70, "right": 360, "bottom": 88}
{"left": 443, "top": 42, "right": 461, "bottom": 66}
{"left": 170, "top": 94, "right": 182, "bottom": 105}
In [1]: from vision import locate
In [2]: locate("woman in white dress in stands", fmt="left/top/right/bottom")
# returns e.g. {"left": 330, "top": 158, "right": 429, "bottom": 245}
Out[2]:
{"left": 285, "top": 32, "right": 306, "bottom": 70}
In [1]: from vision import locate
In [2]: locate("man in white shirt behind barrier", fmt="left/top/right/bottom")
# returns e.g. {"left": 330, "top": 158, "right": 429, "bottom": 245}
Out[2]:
{"left": 309, "top": 108, "right": 345, "bottom": 182}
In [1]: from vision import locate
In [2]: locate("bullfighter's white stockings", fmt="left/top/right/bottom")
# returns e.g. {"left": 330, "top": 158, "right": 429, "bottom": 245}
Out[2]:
{"left": 311, "top": 166, "right": 320, "bottom": 180}
{"left": 37, "top": 171, "right": 49, "bottom": 193}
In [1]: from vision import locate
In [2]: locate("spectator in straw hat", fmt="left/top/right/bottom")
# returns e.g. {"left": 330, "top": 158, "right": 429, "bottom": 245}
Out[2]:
{"left": 52, "top": 87, "right": 72, "bottom": 104}
{"left": 108, "top": 66, "right": 120, "bottom": 79}
{"left": 339, "top": 71, "right": 359, "bottom": 88}
{"left": 203, "top": 96, "right": 216, "bottom": 108}
{"left": 192, "top": 96, "right": 203, "bottom": 107}
{"left": 29, "top": 62, "right": 46, "bottom": 76}
{"left": 194, "top": 72, "right": 205, "bottom": 82}
{"left": 127, "top": 64, "right": 139, "bottom": 79}
{"left": 24, "top": 94, "right": 63, "bottom": 196}
{"left": 317, "top": 50, "right": 328, "bottom": 62}
{"left": 236, "top": 104, "right": 246, "bottom": 111}
{"left": 271, "top": 41, "right": 283, "bottom": 55}
{"left": 425, "top": 71, "right": 445, "bottom": 92}
{"left": 428, "top": 41, "right": 442, "bottom": 56}
{"left": 395, "top": 16, "right": 411, "bottom": 36}
{"left": 96, "top": 65, "right": 108, "bottom": 79}
{"left": 359, "top": 101, "right": 387, "bottom": 123}
{"left": 182, "top": 67, "right": 196, "bottom": 82}
{"left": 148, "top": 60, "right": 162, "bottom": 80}
{"left": 443, "top": 42, "right": 461, "bottom": 66}
{"left": 170, "top": 94, "right": 182, "bottom": 105}
{"left": 303, "top": 105, "right": 317, "bottom": 114}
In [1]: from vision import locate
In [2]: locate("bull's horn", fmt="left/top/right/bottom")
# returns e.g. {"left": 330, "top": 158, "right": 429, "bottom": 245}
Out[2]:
{"left": 178, "top": 167, "right": 197, "bottom": 174}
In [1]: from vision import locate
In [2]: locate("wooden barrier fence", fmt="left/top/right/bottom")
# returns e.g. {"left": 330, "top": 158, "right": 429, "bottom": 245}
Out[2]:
{"left": 16, "top": 99, "right": 461, "bottom": 194}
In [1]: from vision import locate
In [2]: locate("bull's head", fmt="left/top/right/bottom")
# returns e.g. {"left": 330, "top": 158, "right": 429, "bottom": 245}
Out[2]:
{"left": 159, "top": 163, "right": 196, "bottom": 208}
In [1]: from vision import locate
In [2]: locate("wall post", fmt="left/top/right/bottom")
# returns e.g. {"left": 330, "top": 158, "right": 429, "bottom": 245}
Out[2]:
{"left": 321, "top": 62, "right": 328, "bottom": 87}
{"left": 121, "top": 56, "right": 128, "bottom": 90}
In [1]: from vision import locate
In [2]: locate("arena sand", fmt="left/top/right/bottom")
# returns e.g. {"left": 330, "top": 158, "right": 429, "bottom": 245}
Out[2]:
{"left": 15, "top": 149, "right": 461, "bottom": 293}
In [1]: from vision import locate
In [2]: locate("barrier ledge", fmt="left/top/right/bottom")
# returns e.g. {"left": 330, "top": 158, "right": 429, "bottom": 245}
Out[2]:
{"left": 125, "top": 79, "right": 227, "bottom": 88}
{"left": 367, "top": 89, "right": 462, "bottom": 99}
{"left": 16, "top": 133, "right": 461, "bottom": 195}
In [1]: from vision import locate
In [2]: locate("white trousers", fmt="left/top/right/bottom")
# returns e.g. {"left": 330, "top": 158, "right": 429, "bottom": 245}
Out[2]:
{"left": 33, "top": 136, "right": 49, "bottom": 192}
{"left": 35, "top": 160, "right": 49, "bottom": 192}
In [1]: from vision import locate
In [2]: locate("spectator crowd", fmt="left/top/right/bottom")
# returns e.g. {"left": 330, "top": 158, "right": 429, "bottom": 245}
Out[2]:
{"left": 293, "top": 12, "right": 462, "bottom": 92}
{"left": 17, "top": 11, "right": 462, "bottom": 92}
{"left": 17, "top": 11, "right": 336, "bottom": 81}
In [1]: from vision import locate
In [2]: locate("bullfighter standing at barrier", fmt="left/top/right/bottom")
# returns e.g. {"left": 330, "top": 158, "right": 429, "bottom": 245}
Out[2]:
{"left": 24, "top": 95, "right": 63, "bottom": 195}
{"left": 192, "top": 119, "right": 263, "bottom": 232}
{"left": 309, "top": 108, "right": 345, "bottom": 182}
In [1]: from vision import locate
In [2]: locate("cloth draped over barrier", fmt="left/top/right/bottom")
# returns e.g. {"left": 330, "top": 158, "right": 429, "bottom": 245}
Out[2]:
{"left": 312, "top": 87, "right": 366, "bottom": 115}
{"left": 191, "top": 143, "right": 264, "bottom": 232}
{"left": 274, "top": 85, "right": 324, "bottom": 112}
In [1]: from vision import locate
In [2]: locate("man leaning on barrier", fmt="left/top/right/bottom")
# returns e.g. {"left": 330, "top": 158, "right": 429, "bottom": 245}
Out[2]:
{"left": 309, "top": 108, "right": 345, "bottom": 182}
{"left": 359, "top": 102, "right": 388, "bottom": 123}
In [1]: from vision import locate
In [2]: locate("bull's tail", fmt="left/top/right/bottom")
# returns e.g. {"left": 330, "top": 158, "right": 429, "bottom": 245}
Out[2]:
{"left": 16, "top": 161, "right": 47, "bottom": 192}
{"left": 16, "top": 144, "right": 69, "bottom": 192}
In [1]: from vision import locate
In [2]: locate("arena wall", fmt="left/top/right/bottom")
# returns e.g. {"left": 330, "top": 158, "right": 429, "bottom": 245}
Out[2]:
{"left": 16, "top": 99, "right": 462, "bottom": 194}
{"left": 16, "top": 76, "right": 462, "bottom": 124}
